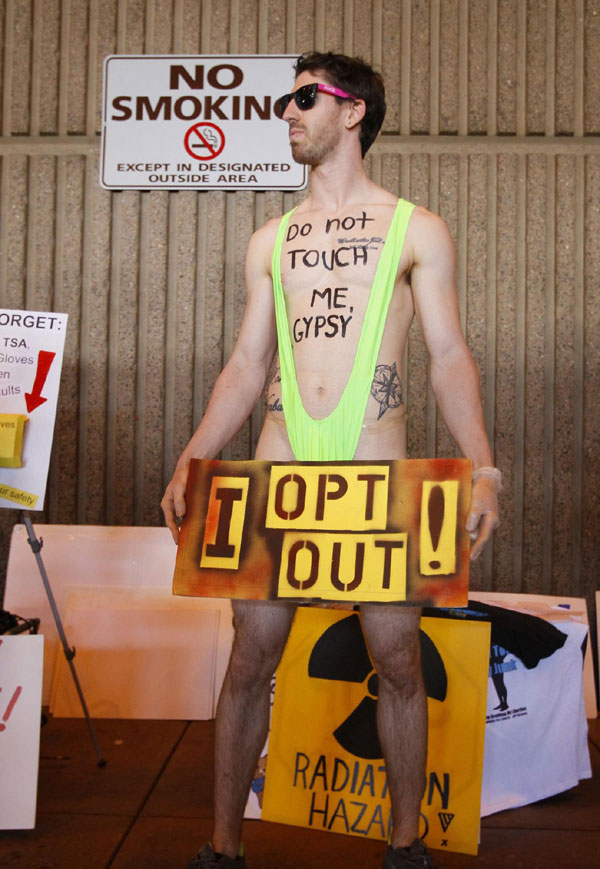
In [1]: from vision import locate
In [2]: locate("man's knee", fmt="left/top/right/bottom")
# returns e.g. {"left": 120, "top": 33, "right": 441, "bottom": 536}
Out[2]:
{"left": 228, "top": 600, "right": 295, "bottom": 688}
{"left": 361, "top": 606, "right": 424, "bottom": 698}
{"left": 371, "top": 638, "right": 423, "bottom": 698}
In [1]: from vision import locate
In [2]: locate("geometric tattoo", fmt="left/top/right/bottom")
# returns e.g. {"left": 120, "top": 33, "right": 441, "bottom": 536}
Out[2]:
{"left": 370, "top": 362, "right": 403, "bottom": 420}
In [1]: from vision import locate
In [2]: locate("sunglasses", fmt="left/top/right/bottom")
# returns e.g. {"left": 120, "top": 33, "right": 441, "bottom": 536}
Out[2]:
{"left": 274, "top": 82, "right": 359, "bottom": 119}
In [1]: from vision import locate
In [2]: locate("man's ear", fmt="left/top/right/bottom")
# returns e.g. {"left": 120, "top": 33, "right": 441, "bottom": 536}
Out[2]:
{"left": 345, "top": 99, "right": 366, "bottom": 130}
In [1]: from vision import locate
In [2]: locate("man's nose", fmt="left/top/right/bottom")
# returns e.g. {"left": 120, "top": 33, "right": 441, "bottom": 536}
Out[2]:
{"left": 282, "top": 97, "right": 299, "bottom": 122}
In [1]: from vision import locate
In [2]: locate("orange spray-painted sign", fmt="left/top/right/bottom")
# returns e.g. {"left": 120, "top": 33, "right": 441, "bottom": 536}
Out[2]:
{"left": 173, "top": 458, "right": 471, "bottom": 606}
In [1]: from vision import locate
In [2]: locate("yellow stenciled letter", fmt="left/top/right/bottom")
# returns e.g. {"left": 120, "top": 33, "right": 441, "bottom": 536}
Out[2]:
{"left": 200, "top": 476, "right": 249, "bottom": 570}
{"left": 419, "top": 481, "right": 458, "bottom": 575}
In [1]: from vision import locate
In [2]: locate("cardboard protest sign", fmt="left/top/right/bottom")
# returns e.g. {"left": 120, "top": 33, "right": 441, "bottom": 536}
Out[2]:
{"left": 0, "top": 310, "right": 68, "bottom": 511}
{"left": 261, "top": 608, "right": 490, "bottom": 856}
{"left": 174, "top": 458, "right": 471, "bottom": 606}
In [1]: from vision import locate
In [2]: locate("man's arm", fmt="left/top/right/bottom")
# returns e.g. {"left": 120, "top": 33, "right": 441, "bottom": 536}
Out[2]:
{"left": 409, "top": 209, "right": 500, "bottom": 560}
{"left": 161, "top": 223, "right": 278, "bottom": 542}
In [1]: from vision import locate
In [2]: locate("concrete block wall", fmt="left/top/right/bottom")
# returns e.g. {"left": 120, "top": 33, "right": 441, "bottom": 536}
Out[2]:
{"left": 0, "top": 1, "right": 599, "bottom": 628}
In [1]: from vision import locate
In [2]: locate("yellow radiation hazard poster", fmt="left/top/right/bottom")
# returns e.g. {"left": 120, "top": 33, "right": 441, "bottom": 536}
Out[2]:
{"left": 261, "top": 609, "right": 490, "bottom": 856}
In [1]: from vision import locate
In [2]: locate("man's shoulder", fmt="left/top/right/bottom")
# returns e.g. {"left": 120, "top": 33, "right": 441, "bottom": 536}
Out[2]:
{"left": 253, "top": 214, "right": 284, "bottom": 240}
{"left": 404, "top": 206, "right": 455, "bottom": 275}
{"left": 249, "top": 216, "right": 284, "bottom": 257}
{"left": 407, "top": 203, "right": 445, "bottom": 227}
{"left": 406, "top": 205, "right": 452, "bottom": 251}
{"left": 246, "top": 212, "right": 297, "bottom": 281}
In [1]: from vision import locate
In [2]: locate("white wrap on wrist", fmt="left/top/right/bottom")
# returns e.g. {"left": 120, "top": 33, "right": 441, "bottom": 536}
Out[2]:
{"left": 472, "top": 466, "right": 503, "bottom": 492}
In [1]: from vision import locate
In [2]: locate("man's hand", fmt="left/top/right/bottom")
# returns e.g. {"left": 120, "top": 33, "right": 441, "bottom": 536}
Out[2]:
{"left": 466, "top": 474, "right": 501, "bottom": 561}
{"left": 161, "top": 463, "right": 190, "bottom": 544}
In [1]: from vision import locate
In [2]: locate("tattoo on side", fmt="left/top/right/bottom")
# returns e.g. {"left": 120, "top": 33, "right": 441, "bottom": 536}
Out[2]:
{"left": 370, "top": 362, "right": 403, "bottom": 420}
{"left": 266, "top": 369, "right": 283, "bottom": 412}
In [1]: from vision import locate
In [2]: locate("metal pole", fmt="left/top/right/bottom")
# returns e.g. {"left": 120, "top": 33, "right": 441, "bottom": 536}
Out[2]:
{"left": 21, "top": 513, "right": 106, "bottom": 766}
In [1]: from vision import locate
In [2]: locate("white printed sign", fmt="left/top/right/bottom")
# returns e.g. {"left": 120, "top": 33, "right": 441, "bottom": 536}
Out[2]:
{"left": 0, "top": 310, "right": 68, "bottom": 511}
{"left": 0, "top": 635, "right": 44, "bottom": 829}
{"left": 101, "top": 55, "right": 307, "bottom": 191}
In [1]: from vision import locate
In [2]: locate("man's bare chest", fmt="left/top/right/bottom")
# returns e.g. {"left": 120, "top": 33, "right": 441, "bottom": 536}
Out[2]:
{"left": 279, "top": 206, "right": 391, "bottom": 294}
{"left": 278, "top": 204, "right": 406, "bottom": 345}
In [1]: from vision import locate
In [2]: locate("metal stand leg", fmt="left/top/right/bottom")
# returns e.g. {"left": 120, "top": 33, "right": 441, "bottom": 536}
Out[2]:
{"left": 21, "top": 513, "right": 106, "bottom": 767}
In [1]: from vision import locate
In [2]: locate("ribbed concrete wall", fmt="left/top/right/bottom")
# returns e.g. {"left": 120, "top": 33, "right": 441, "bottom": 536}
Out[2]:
{"left": 0, "top": 1, "right": 599, "bottom": 627}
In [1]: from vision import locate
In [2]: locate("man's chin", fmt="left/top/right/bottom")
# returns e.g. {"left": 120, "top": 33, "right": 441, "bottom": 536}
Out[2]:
{"left": 290, "top": 144, "right": 319, "bottom": 167}
{"left": 290, "top": 144, "right": 309, "bottom": 165}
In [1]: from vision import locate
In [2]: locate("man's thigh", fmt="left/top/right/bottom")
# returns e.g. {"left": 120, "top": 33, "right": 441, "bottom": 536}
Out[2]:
{"left": 231, "top": 599, "right": 297, "bottom": 658}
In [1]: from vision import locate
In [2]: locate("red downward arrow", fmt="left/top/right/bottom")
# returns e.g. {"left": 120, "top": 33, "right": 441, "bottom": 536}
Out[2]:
{"left": 25, "top": 350, "right": 56, "bottom": 412}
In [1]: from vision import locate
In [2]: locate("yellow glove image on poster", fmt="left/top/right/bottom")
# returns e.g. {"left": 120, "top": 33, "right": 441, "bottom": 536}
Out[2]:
{"left": 0, "top": 414, "right": 28, "bottom": 468}
{"left": 261, "top": 609, "right": 490, "bottom": 856}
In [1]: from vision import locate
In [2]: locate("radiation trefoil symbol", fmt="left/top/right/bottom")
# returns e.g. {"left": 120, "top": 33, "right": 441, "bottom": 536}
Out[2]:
{"left": 308, "top": 614, "right": 447, "bottom": 759}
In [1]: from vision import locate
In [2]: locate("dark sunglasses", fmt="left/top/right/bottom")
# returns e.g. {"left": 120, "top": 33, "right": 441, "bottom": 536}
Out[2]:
{"left": 274, "top": 82, "right": 359, "bottom": 119}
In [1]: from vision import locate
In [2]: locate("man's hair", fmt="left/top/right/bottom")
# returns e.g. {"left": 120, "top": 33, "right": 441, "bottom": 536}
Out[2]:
{"left": 294, "top": 51, "right": 386, "bottom": 157}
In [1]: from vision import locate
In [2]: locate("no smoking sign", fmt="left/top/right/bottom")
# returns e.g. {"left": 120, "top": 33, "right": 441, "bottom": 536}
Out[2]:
{"left": 101, "top": 55, "right": 307, "bottom": 190}
{"left": 184, "top": 122, "right": 225, "bottom": 160}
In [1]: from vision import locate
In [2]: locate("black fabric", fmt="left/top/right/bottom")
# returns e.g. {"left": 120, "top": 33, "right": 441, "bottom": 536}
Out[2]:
{"left": 423, "top": 599, "right": 567, "bottom": 669}
{"left": 0, "top": 609, "right": 39, "bottom": 635}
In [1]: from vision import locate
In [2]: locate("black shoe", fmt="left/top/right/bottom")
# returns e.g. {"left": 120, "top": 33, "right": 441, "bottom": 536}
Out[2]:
{"left": 188, "top": 842, "right": 246, "bottom": 868}
{"left": 382, "top": 838, "right": 438, "bottom": 868}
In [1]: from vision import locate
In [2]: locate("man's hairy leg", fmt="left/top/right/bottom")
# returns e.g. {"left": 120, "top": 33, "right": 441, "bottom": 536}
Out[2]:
{"left": 360, "top": 604, "right": 427, "bottom": 849}
{"left": 212, "top": 599, "right": 296, "bottom": 858}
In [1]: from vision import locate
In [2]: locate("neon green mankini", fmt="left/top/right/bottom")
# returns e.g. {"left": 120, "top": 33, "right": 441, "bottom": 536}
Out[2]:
{"left": 271, "top": 197, "right": 415, "bottom": 462}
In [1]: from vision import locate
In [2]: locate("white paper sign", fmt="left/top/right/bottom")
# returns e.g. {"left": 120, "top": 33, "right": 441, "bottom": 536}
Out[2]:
{"left": 0, "top": 635, "right": 44, "bottom": 829}
{"left": 0, "top": 310, "right": 68, "bottom": 511}
{"left": 101, "top": 55, "right": 307, "bottom": 191}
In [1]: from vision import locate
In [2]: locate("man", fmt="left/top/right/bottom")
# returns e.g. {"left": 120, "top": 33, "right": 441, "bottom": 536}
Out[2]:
{"left": 162, "top": 51, "right": 501, "bottom": 869}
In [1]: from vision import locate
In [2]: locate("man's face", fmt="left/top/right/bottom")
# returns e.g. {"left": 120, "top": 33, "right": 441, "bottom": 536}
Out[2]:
{"left": 281, "top": 70, "right": 348, "bottom": 166}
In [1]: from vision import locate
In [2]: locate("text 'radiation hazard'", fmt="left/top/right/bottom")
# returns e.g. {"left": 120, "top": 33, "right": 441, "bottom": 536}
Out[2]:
{"left": 196, "top": 462, "right": 461, "bottom": 603}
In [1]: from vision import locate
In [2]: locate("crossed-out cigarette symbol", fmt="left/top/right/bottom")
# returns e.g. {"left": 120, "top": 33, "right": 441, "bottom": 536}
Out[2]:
{"left": 184, "top": 122, "right": 226, "bottom": 160}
